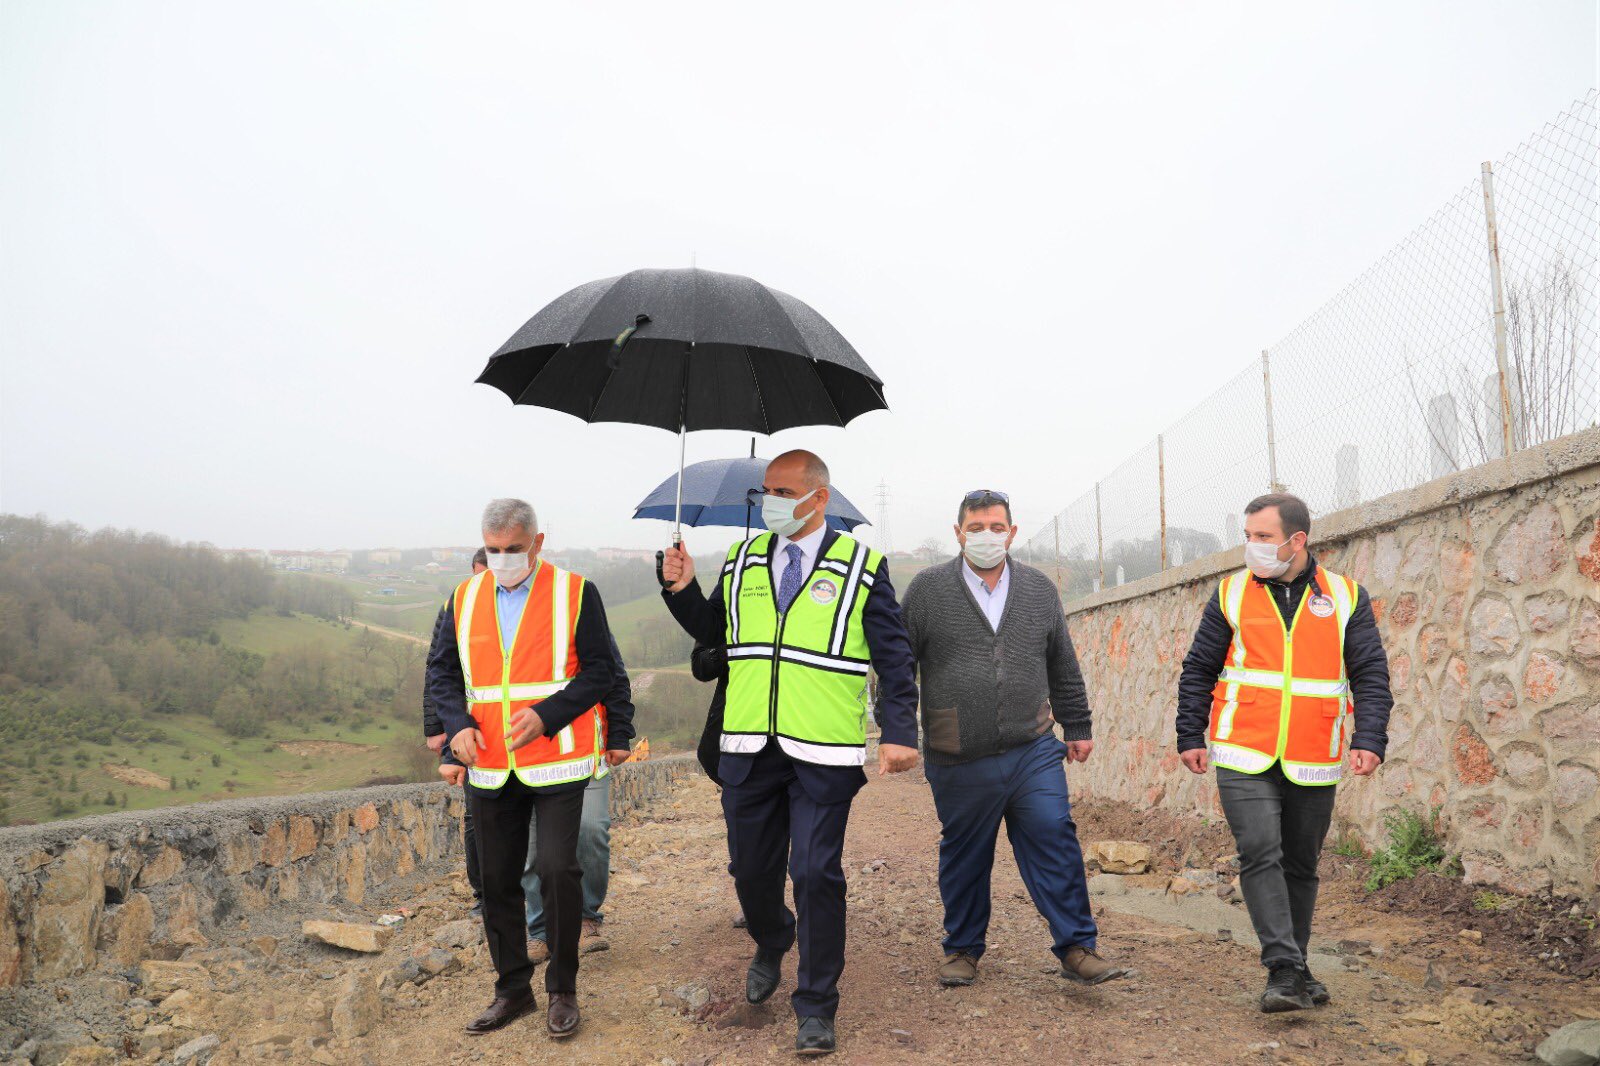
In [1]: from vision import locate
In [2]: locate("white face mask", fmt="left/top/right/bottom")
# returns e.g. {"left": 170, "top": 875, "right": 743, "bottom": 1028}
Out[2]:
{"left": 962, "top": 530, "right": 1009, "bottom": 570}
{"left": 762, "top": 488, "right": 818, "bottom": 538}
{"left": 1244, "top": 540, "right": 1292, "bottom": 579}
{"left": 486, "top": 551, "right": 531, "bottom": 586}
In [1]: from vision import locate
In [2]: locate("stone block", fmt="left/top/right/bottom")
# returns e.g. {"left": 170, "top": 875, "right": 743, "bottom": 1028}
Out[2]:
{"left": 137, "top": 846, "right": 183, "bottom": 887}
{"left": 1451, "top": 724, "right": 1497, "bottom": 787}
{"left": 354, "top": 804, "right": 380, "bottom": 834}
{"left": 138, "top": 960, "right": 208, "bottom": 997}
{"left": 1554, "top": 762, "right": 1599, "bottom": 811}
{"left": 260, "top": 821, "right": 288, "bottom": 867}
{"left": 330, "top": 972, "right": 382, "bottom": 1040}
{"left": 1577, "top": 524, "right": 1600, "bottom": 583}
{"left": 1500, "top": 743, "right": 1548, "bottom": 791}
{"left": 1389, "top": 592, "right": 1420, "bottom": 627}
{"left": 288, "top": 815, "right": 318, "bottom": 860}
{"left": 1468, "top": 595, "right": 1520, "bottom": 659}
{"left": 1535, "top": 1018, "right": 1600, "bottom": 1066}
{"left": 1480, "top": 676, "right": 1522, "bottom": 735}
{"left": 0, "top": 878, "right": 19, "bottom": 988}
{"left": 1526, "top": 591, "right": 1570, "bottom": 633}
{"left": 302, "top": 921, "right": 393, "bottom": 953}
{"left": 1084, "top": 841, "right": 1151, "bottom": 874}
{"left": 1574, "top": 601, "right": 1600, "bottom": 668}
{"left": 1440, "top": 540, "right": 1476, "bottom": 593}
{"left": 110, "top": 892, "right": 154, "bottom": 967}
{"left": 1524, "top": 652, "right": 1566, "bottom": 705}
{"left": 28, "top": 841, "right": 108, "bottom": 982}
{"left": 1541, "top": 702, "right": 1600, "bottom": 749}
{"left": 171, "top": 1034, "right": 221, "bottom": 1065}
{"left": 1491, "top": 502, "right": 1566, "bottom": 585}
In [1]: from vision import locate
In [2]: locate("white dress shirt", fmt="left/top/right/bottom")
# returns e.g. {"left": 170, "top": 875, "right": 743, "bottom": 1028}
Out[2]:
{"left": 961, "top": 558, "right": 1010, "bottom": 632}
{"left": 775, "top": 524, "right": 827, "bottom": 589}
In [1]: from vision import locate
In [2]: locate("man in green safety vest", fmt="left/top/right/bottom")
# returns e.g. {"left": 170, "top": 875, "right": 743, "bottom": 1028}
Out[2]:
{"left": 661, "top": 449, "right": 920, "bottom": 1057}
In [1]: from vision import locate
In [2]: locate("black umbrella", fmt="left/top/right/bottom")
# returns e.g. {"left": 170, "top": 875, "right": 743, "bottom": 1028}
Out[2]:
{"left": 476, "top": 267, "right": 888, "bottom": 543}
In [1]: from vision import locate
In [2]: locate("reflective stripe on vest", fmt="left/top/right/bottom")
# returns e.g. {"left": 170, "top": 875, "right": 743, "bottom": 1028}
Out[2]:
{"left": 452, "top": 565, "right": 605, "bottom": 790}
{"left": 1207, "top": 565, "right": 1358, "bottom": 786}
{"left": 720, "top": 532, "right": 880, "bottom": 767}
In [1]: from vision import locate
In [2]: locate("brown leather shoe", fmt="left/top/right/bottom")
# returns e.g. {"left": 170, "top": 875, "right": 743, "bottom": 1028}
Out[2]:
{"left": 1060, "top": 945, "right": 1127, "bottom": 985}
{"left": 580, "top": 918, "right": 609, "bottom": 954}
{"left": 464, "top": 991, "right": 537, "bottom": 1035}
{"left": 526, "top": 937, "right": 550, "bottom": 965}
{"left": 547, "top": 991, "right": 580, "bottom": 1038}
{"left": 938, "top": 952, "right": 979, "bottom": 987}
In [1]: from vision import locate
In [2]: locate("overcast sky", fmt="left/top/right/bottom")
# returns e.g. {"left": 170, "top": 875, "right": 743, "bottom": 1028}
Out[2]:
{"left": 2, "top": 1, "right": 1594, "bottom": 555}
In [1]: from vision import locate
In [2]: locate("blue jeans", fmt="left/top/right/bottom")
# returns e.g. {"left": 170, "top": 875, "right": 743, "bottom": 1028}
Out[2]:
{"left": 924, "top": 733, "right": 1098, "bottom": 961}
{"left": 524, "top": 773, "right": 610, "bottom": 937}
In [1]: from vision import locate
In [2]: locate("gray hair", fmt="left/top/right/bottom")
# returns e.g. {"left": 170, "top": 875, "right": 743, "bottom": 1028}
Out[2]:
{"left": 482, "top": 498, "right": 537, "bottom": 537}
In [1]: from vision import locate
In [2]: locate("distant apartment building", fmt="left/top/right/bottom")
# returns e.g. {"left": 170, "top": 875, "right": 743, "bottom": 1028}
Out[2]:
{"left": 596, "top": 547, "right": 656, "bottom": 563}
{"left": 266, "top": 550, "right": 352, "bottom": 572}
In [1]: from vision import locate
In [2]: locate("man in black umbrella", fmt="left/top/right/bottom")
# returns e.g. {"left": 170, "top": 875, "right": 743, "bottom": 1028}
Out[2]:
{"left": 661, "top": 449, "right": 920, "bottom": 1057}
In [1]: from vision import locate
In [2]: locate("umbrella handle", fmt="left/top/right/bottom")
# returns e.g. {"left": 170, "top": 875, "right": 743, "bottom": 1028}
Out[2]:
{"left": 655, "top": 550, "right": 669, "bottom": 590}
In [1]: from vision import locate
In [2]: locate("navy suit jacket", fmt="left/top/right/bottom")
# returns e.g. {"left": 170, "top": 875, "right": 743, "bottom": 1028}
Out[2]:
{"left": 662, "top": 527, "right": 919, "bottom": 804}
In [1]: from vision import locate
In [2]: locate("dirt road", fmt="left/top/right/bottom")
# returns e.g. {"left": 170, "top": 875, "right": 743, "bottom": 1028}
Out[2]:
{"left": 24, "top": 769, "right": 1595, "bottom": 1065}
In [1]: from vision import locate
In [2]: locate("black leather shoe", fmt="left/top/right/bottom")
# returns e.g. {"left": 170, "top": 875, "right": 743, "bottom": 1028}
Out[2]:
{"left": 1260, "top": 965, "right": 1313, "bottom": 1013}
{"left": 1301, "top": 966, "right": 1330, "bottom": 1005}
{"left": 746, "top": 947, "right": 783, "bottom": 1004}
{"left": 464, "top": 991, "right": 537, "bottom": 1034}
{"left": 796, "top": 1016, "right": 836, "bottom": 1056}
{"left": 546, "top": 992, "right": 580, "bottom": 1038}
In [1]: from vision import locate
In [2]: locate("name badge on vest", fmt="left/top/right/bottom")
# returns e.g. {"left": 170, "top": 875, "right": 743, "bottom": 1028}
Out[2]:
{"left": 1307, "top": 594, "right": 1335, "bottom": 618}
{"left": 809, "top": 577, "right": 839, "bottom": 605}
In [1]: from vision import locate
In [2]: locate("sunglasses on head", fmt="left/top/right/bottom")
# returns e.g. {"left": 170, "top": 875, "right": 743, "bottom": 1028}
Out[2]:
{"left": 964, "top": 489, "right": 1010, "bottom": 504}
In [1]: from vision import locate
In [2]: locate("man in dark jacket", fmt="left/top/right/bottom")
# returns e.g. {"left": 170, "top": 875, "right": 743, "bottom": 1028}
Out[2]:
{"left": 428, "top": 549, "right": 489, "bottom": 916}
{"left": 1176, "top": 493, "right": 1391, "bottom": 1013}
{"left": 902, "top": 490, "right": 1124, "bottom": 989}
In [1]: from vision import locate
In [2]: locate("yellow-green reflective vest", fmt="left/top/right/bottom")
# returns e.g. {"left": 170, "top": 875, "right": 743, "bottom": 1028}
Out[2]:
{"left": 720, "top": 531, "right": 881, "bottom": 767}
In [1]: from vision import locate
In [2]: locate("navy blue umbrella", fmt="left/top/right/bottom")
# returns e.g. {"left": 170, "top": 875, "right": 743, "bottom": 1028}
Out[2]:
{"left": 633, "top": 456, "right": 869, "bottom": 534}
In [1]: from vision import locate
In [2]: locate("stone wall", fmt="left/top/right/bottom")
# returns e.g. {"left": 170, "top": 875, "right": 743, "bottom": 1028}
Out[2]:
{"left": 1064, "top": 427, "right": 1600, "bottom": 900}
{"left": 0, "top": 755, "right": 700, "bottom": 989}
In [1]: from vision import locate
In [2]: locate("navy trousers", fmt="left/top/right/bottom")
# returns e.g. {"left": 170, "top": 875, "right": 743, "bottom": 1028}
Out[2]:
{"left": 924, "top": 733, "right": 1098, "bottom": 961}
{"left": 721, "top": 742, "right": 861, "bottom": 1019}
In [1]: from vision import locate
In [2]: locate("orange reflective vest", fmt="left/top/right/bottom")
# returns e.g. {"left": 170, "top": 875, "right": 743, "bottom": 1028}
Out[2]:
{"left": 1207, "top": 564, "right": 1358, "bottom": 786}
{"left": 451, "top": 564, "right": 607, "bottom": 791}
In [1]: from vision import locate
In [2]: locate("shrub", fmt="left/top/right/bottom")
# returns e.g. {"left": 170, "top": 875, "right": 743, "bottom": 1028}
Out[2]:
{"left": 1365, "top": 807, "right": 1451, "bottom": 891}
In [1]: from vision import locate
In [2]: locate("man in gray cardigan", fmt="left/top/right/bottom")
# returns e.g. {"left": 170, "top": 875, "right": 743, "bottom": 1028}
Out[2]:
{"left": 902, "top": 490, "right": 1124, "bottom": 988}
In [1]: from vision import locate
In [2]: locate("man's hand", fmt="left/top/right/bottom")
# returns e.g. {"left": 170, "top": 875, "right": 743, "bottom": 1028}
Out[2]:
{"left": 1350, "top": 749, "right": 1380, "bottom": 776}
{"left": 604, "top": 749, "right": 630, "bottom": 767}
{"left": 877, "top": 742, "right": 919, "bottom": 776}
{"left": 1180, "top": 747, "right": 1209, "bottom": 775}
{"left": 437, "top": 764, "right": 465, "bottom": 787}
{"left": 1065, "top": 739, "right": 1094, "bottom": 763}
{"left": 661, "top": 545, "right": 695, "bottom": 595}
{"left": 449, "top": 728, "right": 483, "bottom": 766}
{"left": 425, "top": 733, "right": 446, "bottom": 754}
{"left": 507, "top": 707, "right": 546, "bottom": 751}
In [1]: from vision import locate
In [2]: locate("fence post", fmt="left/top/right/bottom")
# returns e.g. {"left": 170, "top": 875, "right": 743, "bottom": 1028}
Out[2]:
{"left": 1262, "top": 349, "right": 1281, "bottom": 491}
{"left": 1157, "top": 434, "right": 1168, "bottom": 570}
{"left": 1094, "top": 482, "right": 1105, "bottom": 592}
{"left": 1053, "top": 518, "right": 1064, "bottom": 595}
{"left": 1480, "top": 160, "right": 1517, "bottom": 458}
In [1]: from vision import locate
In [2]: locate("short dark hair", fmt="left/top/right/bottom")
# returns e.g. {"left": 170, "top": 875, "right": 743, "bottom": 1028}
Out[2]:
{"left": 471, "top": 547, "right": 488, "bottom": 568}
{"left": 1244, "top": 493, "right": 1311, "bottom": 538}
{"left": 958, "top": 492, "right": 1013, "bottom": 527}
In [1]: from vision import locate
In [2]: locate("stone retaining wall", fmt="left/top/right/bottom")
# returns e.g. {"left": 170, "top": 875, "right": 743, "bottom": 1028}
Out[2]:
{"left": 0, "top": 755, "right": 700, "bottom": 989}
{"left": 1063, "top": 427, "right": 1600, "bottom": 900}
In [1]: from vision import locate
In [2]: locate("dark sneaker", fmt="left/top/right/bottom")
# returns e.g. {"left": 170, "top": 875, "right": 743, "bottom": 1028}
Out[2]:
{"left": 1301, "top": 966, "right": 1330, "bottom": 1005}
{"left": 1060, "top": 945, "right": 1127, "bottom": 985}
{"left": 747, "top": 947, "right": 783, "bottom": 1004}
{"left": 1261, "top": 965, "right": 1313, "bottom": 1013}
{"left": 796, "top": 1016, "right": 836, "bottom": 1056}
{"left": 938, "top": 952, "right": 979, "bottom": 987}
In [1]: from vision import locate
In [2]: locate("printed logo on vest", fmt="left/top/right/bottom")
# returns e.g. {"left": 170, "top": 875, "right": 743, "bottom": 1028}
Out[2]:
{"left": 809, "top": 577, "right": 839, "bottom": 605}
{"left": 1296, "top": 764, "right": 1342, "bottom": 782}
{"left": 1307, "top": 594, "right": 1335, "bottom": 618}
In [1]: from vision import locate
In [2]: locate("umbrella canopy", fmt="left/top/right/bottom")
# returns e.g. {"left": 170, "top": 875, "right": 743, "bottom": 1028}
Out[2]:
{"left": 475, "top": 268, "right": 887, "bottom": 434}
{"left": 633, "top": 456, "right": 870, "bottom": 532}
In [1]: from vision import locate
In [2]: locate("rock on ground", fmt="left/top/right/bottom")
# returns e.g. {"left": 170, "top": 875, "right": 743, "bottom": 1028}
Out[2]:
{"left": 1539, "top": 1020, "right": 1600, "bottom": 1066}
{"left": 302, "top": 920, "right": 394, "bottom": 954}
{"left": 1085, "top": 840, "right": 1153, "bottom": 874}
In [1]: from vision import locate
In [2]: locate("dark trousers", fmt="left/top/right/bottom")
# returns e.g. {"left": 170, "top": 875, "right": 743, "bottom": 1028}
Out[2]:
{"left": 924, "top": 734, "right": 1098, "bottom": 961}
{"left": 1217, "top": 764, "right": 1337, "bottom": 970}
{"left": 723, "top": 743, "right": 856, "bottom": 1019}
{"left": 462, "top": 799, "right": 482, "bottom": 904}
{"left": 469, "top": 778, "right": 585, "bottom": 996}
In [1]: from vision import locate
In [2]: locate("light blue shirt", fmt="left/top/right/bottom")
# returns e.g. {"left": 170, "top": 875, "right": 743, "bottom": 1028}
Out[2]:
{"left": 494, "top": 572, "right": 533, "bottom": 653}
{"left": 961, "top": 558, "right": 1010, "bottom": 632}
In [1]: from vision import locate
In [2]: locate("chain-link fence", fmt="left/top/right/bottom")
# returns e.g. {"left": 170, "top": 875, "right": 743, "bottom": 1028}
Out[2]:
{"left": 1023, "top": 92, "right": 1600, "bottom": 603}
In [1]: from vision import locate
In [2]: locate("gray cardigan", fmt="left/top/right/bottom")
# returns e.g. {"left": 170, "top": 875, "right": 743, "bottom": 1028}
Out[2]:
{"left": 902, "top": 557, "right": 1091, "bottom": 766}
